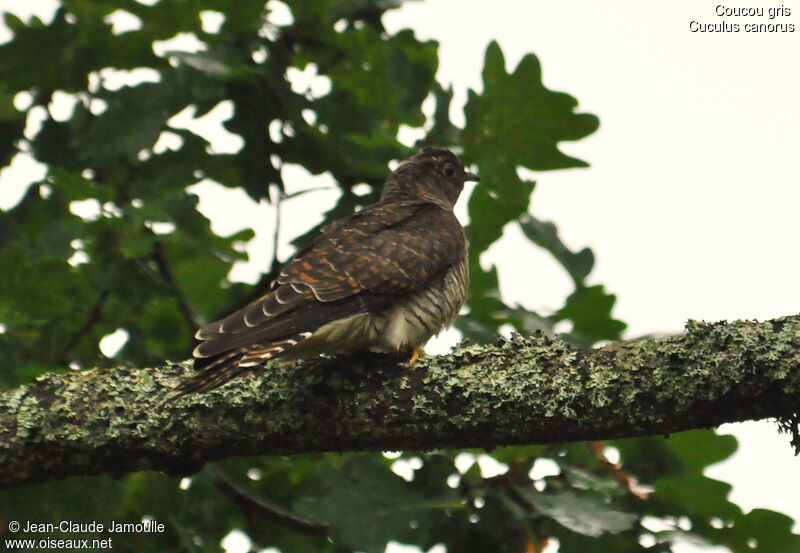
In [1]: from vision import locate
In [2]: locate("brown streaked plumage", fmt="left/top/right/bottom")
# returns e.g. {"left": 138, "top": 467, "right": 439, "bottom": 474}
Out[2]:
{"left": 170, "top": 147, "right": 479, "bottom": 398}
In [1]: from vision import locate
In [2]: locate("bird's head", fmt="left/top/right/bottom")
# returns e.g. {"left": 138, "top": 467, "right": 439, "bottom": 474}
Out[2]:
{"left": 381, "top": 147, "right": 480, "bottom": 210}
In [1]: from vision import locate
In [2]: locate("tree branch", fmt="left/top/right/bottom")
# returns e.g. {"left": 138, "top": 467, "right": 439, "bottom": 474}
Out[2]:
{"left": 2, "top": 315, "right": 799, "bottom": 489}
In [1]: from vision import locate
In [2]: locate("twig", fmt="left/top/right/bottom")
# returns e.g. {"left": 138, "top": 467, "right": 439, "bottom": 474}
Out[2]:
{"left": 587, "top": 442, "right": 652, "bottom": 500}
{"left": 151, "top": 240, "right": 200, "bottom": 330}
{"left": 214, "top": 472, "right": 329, "bottom": 535}
{"left": 60, "top": 290, "right": 109, "bottom": 362}
{"left": 204, "top": 183, "right": 285, "bottom": 323}
{"left": 270, "top": 182, "right": 283, "bottom": 276}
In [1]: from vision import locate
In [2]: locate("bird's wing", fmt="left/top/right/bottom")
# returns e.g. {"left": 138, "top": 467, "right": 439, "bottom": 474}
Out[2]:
{"left": 193, "top": 202, "right": 466, "bottom": 359}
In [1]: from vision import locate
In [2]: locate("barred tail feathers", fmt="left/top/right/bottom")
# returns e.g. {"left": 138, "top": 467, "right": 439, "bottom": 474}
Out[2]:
{"left": 165, "top": 332, "right": 313, "bottom": 401}
{"left": 164, "top": 348, "right": 247, "bottom": 401}
{"left": 236, "top": 331, "right": 312, "bottom": 367}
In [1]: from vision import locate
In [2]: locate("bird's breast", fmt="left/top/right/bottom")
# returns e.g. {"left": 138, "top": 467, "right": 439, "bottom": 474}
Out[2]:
{"left": 375, "top": 254, "right": 469, "bottom": 354}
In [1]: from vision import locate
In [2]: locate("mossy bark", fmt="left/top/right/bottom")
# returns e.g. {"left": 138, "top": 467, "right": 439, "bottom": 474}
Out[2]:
{"left": 2, "top": 315, "right": 800, "bottom": 489}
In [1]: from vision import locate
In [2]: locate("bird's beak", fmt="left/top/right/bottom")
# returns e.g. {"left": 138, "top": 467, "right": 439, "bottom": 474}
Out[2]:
{"left": 464, "top": 171, "right": 480, "bottom": 182}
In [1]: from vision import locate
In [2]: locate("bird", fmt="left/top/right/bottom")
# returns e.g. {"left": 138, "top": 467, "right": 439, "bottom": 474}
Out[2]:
{"left": 169, "top": 147, "right": 479, "bottom": 398}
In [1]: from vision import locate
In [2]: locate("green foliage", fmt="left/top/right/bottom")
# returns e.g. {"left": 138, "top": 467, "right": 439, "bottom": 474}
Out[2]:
{"left": 295, "top": 455, "right": 461, "bottom": 552}
{"left": 0, "top": 1, "right": 795, "bottom": 552}
{"left": 515, "top": 488, "right": 637, "bottom": 538}
{"left": 613, "top": 431, "right": 800, "bottom": 552}
{"left": 457, "top": 41, "right": 619, "bottom": 345}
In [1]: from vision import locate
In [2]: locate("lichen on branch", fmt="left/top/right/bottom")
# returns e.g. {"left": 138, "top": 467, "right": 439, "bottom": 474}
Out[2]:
{"left": 1, "top": 315, "right": 800, "bottom": 489}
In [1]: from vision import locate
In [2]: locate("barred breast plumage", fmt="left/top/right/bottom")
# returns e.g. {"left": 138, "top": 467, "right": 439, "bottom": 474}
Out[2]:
{"left": 379, "top": 253, "right": 469, "bottom": 352}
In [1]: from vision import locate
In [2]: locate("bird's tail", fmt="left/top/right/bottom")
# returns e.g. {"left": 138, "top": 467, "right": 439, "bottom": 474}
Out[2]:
{"left": 160, "top": 348, "right": 249, "bottom": 403}
{"left": 163, "top": 332, "right": 313, "bottom": 402}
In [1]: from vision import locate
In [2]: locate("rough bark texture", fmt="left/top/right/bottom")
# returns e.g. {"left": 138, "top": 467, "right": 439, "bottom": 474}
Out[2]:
{"left": 2, "top": 315, "right": 800, "bottom": 489}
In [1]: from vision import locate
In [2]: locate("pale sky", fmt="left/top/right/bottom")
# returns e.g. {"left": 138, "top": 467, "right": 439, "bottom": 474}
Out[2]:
{"left": 1, "top": 0, "right": 799, "bottom": 550}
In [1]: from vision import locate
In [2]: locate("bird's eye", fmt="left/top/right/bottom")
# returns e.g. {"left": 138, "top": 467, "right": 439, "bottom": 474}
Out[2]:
{"left": 441, "top": 163, "right": 457, "bottom": 177}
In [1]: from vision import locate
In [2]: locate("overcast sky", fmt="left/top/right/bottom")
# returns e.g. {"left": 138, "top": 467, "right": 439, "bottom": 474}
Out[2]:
{"left": 1, "top": 0, "right": 799, "bottom": 549}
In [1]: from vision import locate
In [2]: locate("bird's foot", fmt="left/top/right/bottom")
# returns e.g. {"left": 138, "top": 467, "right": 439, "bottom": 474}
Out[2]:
{"left": 409, "top": 347, "right": 427, "bottom": 365}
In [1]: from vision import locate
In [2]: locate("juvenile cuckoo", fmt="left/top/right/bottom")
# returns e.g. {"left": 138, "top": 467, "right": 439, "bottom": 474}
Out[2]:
{"left": 173, "top": 147, "right": 478, "bottom": 397}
